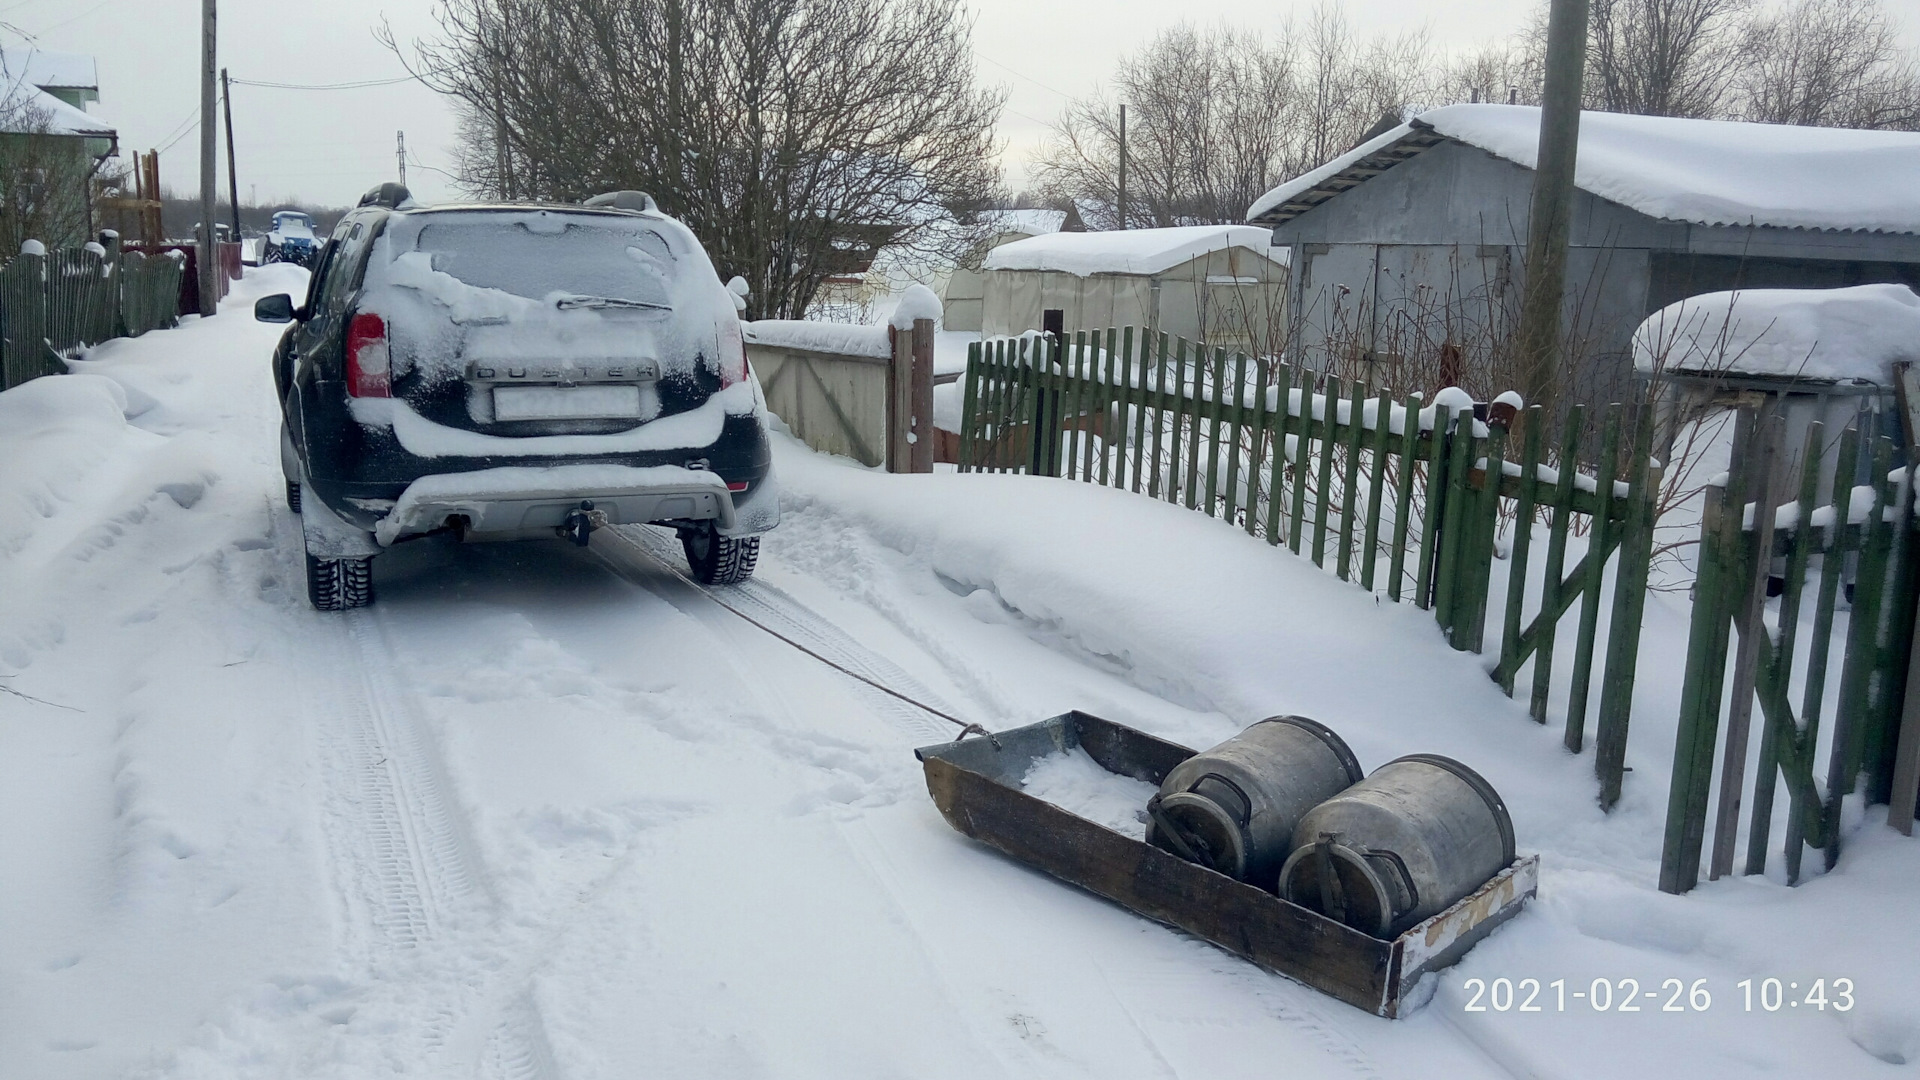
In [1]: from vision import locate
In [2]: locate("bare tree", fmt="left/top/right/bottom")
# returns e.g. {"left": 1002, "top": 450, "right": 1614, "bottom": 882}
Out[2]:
{"left": 1738, "top": 0, "right": 1920, "bottom": 129}
{"left": 1586, "top": 0, "right": 1754, "bottom": 117}
{"left": 1030, "top": 9, "right": 1431, "bottom": 229}
{"left": 393, "top": 0, "right": 1004, "bottom": 320}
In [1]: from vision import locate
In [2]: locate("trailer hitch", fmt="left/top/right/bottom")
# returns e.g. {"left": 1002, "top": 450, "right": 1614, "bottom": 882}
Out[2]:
{"left": 560, "top": 501, "right": 609, "bottom": 547}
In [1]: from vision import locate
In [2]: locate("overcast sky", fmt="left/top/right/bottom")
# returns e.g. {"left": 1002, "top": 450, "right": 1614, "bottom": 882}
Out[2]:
{"left": 11, "top": 0, "right": 1920, "bottom": 210}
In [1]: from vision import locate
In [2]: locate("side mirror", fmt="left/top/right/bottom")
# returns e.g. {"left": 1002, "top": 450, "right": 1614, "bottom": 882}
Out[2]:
{"left": 255, "top": 293, "right": 295, "bottom": 323}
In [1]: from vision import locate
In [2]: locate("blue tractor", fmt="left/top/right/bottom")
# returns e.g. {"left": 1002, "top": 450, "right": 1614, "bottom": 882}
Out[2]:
{"left": 264, "top": 210, "right": 318, "bottom": 267}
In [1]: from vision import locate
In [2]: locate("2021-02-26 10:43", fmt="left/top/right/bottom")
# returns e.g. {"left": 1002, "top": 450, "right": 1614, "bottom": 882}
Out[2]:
{"left": 1457, "top": 976, "right": 1856, "bottom": 1012}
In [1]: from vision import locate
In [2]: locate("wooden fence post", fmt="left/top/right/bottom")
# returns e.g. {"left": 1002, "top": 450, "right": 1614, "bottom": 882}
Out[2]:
{"left": 911, "top": 317, "right": 935, "bottom": 473}
{"left": 887, "top": 325, "right": 912, "bottom": 472}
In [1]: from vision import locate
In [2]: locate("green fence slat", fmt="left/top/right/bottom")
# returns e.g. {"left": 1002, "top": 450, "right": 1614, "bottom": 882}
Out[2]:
{"left": 1595, "top": 408, "right": 1656, "bottom": 809}
{"left": 1264, "top": 364, "right": 1293, "bottom": 544}
{"left": 1414, "top": 400, "right": 1451, "bottom": 609}
{"left": 1497, "top": 407, "right": 1546, "bottom": 693}
{"left": 1245, "top": 357, "right": 1270, "bottom": 537}
{"left": 1389, "top": 394, "right": 1421, "bottom": 602}
{"left": 958, "top": 343, "right": 982, "bottom": 472}
{"left": 1115, "top": 326, "right": 1135, "bottom": 489}
{"left": 1565, "top": 404, "right": 1624, "bottom": 752}
{"left": 1311, "top": 375, "right": 1342, "bottom": 566}
{"left": 1147, "top": 332, "right": 1169, "bottom": 499}
{"left": 1224, "top": 351, "right": 1250, "bottom": 524}
{"left": 1359, "top": 387, "right": 1391, "bottom": 591}
{"left": 1288, "top": 366, "right": 1313, "bottom": 553}
{"left": 1432, "top": 403, "right": 1477, "bottom": 635}
{"left": 1529, "top": 406, "right": 1586, "bottom": 721}
{"left": 1335, "top": 380, "right": 1366, "bottom": 582}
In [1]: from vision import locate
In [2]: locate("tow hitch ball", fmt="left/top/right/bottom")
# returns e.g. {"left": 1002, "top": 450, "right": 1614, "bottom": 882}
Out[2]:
{"left": 561, "top": 500, "right": 607, "bottom": 547}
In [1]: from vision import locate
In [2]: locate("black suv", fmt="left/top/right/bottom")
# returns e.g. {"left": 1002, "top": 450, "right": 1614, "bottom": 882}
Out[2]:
{"left": 257, "top": 185, "right": 777, "bottom": 609}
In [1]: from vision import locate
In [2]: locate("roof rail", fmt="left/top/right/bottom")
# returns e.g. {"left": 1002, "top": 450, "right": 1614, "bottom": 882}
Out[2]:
{"left": 583, "top": 190, "right": 656, "bottom": 213}
{"left": 358, "top": 182, "right": 412, "bottom": 209}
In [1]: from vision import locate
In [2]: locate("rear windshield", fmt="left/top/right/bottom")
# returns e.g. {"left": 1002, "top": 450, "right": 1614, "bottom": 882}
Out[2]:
{"left": 403, "top": 212, "right": 678, "bottom": 305}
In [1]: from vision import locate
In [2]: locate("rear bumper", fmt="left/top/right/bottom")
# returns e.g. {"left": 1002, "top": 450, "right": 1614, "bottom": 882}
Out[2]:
{"left": 372, "top": 463, "right": 746, "bottom": 546}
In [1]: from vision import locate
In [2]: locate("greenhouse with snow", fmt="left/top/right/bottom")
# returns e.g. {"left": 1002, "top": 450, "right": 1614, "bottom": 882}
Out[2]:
{"left": 977, "top": 224, "right": 1290, "bottom": 352}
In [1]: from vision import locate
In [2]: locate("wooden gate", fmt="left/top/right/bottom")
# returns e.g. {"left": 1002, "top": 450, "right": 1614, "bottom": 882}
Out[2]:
{"left": 1661, "top": 404, "right": 1919, "bottom": 893}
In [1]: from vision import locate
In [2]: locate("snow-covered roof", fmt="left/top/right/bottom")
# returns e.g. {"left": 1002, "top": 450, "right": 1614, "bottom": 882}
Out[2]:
{"left": 984, "top": 208, "right": 1067, "bottom": 238}
{"left": 1632, "top": 284, "right": 1920, "bottom": 383}
{"left": 982, "top": 225, "right": 1288, "bottom": 278}
{"left": 2, "top": 86, "right": 112, "bottom": 137}
{"left": 1249, "top": 103, "right": 1920, "bottom": 236}
{"left": 0, "top": 46, "right": 97, "bottom": 90}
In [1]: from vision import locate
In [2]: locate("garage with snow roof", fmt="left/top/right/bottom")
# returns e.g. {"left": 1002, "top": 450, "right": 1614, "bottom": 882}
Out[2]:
{"left": 979, "top": 224, "right": 1289, "bottom": 352}
{"left": 1247, "top": 103, "right": 1920, "bottom": 404}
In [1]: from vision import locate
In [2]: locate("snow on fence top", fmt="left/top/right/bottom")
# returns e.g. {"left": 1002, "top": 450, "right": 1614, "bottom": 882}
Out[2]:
{"left": 1248, "top": 103, "right": 1920, "bottom": 236}
{"left": 982, "top": 224, "right": 1288, "bottom": 278}
{"left": 743, "top": 319, "right": 891, "bottom": 359}
{"left": 887, "top": 283, "right": 942, "bottom": 329}
{"left": 1632, "top": 284, "right": 1920, "bottom": 383}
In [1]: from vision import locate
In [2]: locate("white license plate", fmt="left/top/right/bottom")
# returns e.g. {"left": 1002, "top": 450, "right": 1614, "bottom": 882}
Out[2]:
{"left": 493, "top": 385, "right": 642, "bottom": 421}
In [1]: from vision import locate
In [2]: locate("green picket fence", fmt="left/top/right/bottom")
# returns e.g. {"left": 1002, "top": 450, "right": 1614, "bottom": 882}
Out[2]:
{"left": 0, "top": 238, "right": 182, "bottom": 392}
{"left": 1661, "top": 408, "right": 1918, "bottom": 894}
{"left": 957, "top": 330, "right": 1659, "bottom": 803}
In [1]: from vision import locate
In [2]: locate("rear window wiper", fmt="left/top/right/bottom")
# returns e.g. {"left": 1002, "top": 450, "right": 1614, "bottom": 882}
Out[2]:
{"left": 554, "top": 293, "right": 673, "bottom": 312}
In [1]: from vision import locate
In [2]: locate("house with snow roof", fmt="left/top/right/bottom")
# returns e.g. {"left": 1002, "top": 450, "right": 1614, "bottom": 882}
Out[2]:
{"left": 976, "top": 224, "right": 1290, "bottom": 351}
{"left": 1247, "top": 103, "right": 1920, "bottom": 403}
{"left": 1, "top": 46, "right": 117, "bottom": 247}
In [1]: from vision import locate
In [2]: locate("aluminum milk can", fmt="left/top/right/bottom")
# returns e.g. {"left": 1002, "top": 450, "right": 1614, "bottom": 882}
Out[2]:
{"left": 1277, "top": 754, "right": 1515, "bottom": 938}
{"left": 1145, "top": 716, "right": 1364, "bottom": 883}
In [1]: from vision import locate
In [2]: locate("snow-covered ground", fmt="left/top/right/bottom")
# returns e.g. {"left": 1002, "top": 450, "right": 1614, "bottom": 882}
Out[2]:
{"left": 2, "top": 264, "right": 1918, "bottom": 1078}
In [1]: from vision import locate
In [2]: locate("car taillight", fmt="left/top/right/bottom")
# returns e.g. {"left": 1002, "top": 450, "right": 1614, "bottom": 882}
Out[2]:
{"left": 346, "top": 313, "right": 390, "bottom": 398}
{"left": 717, "top": 319, "right": 747, "bottom": 388}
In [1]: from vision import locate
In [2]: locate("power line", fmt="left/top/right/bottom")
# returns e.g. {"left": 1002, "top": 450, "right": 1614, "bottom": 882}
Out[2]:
{"left": 29, "top": 0, "right": 120, "bottom": 35}
{"left": 977, "top": 52, "right": 1076, "bottom": 102}
{"left": 229, "top": 74, "right": 416, "bottom": 90}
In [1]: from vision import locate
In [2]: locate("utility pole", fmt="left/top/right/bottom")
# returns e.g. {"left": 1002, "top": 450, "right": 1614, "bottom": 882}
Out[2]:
{"left": 1117, "top": 103, "right": 1128, "bottom": 230}
{"left": 220, "top": 67, "right": 240, "bottom": 238}
{"left": 198, "top": 0, "right": 219, "bottom": 315}
{"left": 1516, "top": 0, "right": 1590, "bottom": 416}
{"left": 396, "top": 130, "right": 407, "bottom": 186}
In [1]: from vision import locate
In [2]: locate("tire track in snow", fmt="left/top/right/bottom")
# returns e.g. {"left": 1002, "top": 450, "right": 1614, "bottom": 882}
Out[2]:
{"left": 309, "top": 609, "right": 560, "bottom": 1080}
{"left": 597, "top": 525, "right": 963, "bottom": 746}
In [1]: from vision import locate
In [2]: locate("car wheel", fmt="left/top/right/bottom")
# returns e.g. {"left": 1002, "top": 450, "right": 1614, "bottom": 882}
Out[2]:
{"left": 305, "top": 552, "right": 375, "bottom": 610}
{"left": 681, "top": 523, "right": 760, "bottom": 585}
{"left": 287, "top": 478, "right": 302, "bottom": 514}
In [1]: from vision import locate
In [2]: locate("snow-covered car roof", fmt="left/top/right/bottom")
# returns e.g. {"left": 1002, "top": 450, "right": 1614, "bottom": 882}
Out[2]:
{"left": 1633, "top": 283, "right": 1920, "bottom": 384}
{"left": 982, "top": 224, "right": 1289, "bottom": 278}
{"left": 1248, "top": 103, "right": 1920, "bottom": 236}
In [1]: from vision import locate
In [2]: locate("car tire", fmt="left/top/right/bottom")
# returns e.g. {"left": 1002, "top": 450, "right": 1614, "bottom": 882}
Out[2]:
{"left": 681, "top": 523, "right": 759, "bottom": 585}
{"left": 306, "top": 552, "right": 375, "bottom": 610}
{"left": 287, "top": 478, "right": 302, "bottom": 514}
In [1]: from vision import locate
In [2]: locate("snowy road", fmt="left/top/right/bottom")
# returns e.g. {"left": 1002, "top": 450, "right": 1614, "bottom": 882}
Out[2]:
{"left": 3, "top": 266, "right": 1917, "bottom": 1078}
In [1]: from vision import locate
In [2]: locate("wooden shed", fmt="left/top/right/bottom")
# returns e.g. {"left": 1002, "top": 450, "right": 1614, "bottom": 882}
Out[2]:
{"left": 1248, "top": 103, "right": 1920, "bottom": 403}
